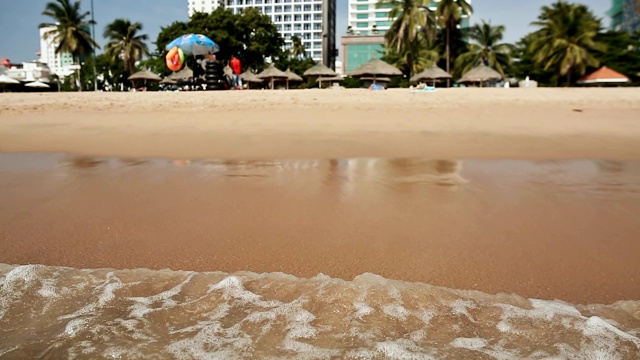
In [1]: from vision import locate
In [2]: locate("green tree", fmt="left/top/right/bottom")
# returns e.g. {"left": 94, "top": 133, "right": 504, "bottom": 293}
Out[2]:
{"left": 290, "top": 36, "right": 306, "bottom": 59}
{"left": 436, "top": 0, "right": 472, "bottom": 76}
{"left": 594, "top": 30, "right": 640, "bottom": 85}
{"left": 103, "top": 19, "right": 149, "bottom": 77}
{"left": 40, "top": 0, "right": 99, "bottom": 91}
{"left": 455, "top": 20, "right": 513, "bottom": 77}
{"left": 156, "top": 8, "right": 283, "bottom": 71}
{"left": 383, "top": 38, "right": 438, "bottom": 76}
{"left": 529, "top": 1, "right": 605, "bottom": 86}
{"left": 377, "top": 0, "right": 434, "bottom": 77}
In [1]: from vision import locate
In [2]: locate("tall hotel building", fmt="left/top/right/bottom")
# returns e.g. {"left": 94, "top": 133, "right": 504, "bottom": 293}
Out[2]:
{"left": 609, "top": 0, "right": 640, "bottom": 32}
{"left": 39, "top": 25, "right": 76, "bottom": 77}
{"left": 187, "top": 0, "right": 337, "bottom": 68}
{"left": 342, "top": 0, "right": 471, "bottom": 74}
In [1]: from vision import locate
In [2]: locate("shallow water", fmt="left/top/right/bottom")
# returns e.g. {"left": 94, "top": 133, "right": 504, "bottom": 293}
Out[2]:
{"left": 1, "top": 264, "right": 639, "bottom": 359}
{"left": 1, "top": 154, "right": 640, "bottom": 358}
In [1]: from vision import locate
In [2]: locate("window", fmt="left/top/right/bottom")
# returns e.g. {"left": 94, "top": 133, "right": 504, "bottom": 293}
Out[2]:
{"left": 294, "top": 24, "right": 301, "bottom": 30}
{"left": 314, "top": 41, "right": 322, "bottom": 48}
{"left": 313, "top": 23, "right": 321, "bottom": 30}
{"left": 294, "top": 5, "right": 301, "bottom": 11}
{"left": 313, "top": 14, "right": 321, "bottom": 20}
{"left": 303, "top": 14, "right": 311, "bottom": 21}
{"left": 284, "top": 5, "right": 291, "bottom": 11}
{"left": 276, "top": 24, "right": 282, "bottom": 31}
{"left": 275, "top": 5, "right": 282, "bottom": 12}
{"left": 356, "top": 22, "right": 368, "bottom": 28}
{"left": 284, "top": 14, "right": 291, "bottom": 21}
{"left": 356, "top": 5, "right": 368, "bottom": 10}
{"left": 303, "top": 5, "right": 311, "bottom": 11}
{"left": 357, "top": 14, "right": 368, "bottom": 19}
{"left": 303, "top": 33, "right": 311, "bottom": 39}
{"left": 313, "top": 32, "right": 322, "bottom": 39}
{"left": 284, "top": 24, "right": 291, "bottom": 30}
{"left": 303, "top": 23, "right": 311, "bottom": 30}
{"left": 275, "top": 15, "right": 282, "bottom": 21}
{"left": 375, "top": 12, "right": 389, "bottom": 18}
{"left": 294, "top": 14, "right": 301, "bottom": 21}
{"left": 237, "top": 0, "right": 243, "bottom": 4}
{"left": 376, "top": 21, "right": 393, "bottom": 27}
{"left": 264, "top": 6, "right": 272, "bottom": 13}
{"left": 313, "top": 4, "right": 321, "bottom": 11}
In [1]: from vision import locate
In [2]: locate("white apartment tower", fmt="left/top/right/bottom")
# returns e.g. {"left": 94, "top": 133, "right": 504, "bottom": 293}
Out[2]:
{"left": 348, "top": 0, "right": 471, "bottom": 36}
{"left": 186, "top": 0, "right": 336, "bottom": 68}
{"left": 39, "top": 26, "right": 75, "bottom": 77}
{"left": 188, "top": 0, "right": 226, "bottom": 15}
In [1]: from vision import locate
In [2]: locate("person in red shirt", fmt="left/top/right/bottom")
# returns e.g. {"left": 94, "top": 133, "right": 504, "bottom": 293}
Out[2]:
{"left": 230, "top": 55, "right": 242, "bottom": 90}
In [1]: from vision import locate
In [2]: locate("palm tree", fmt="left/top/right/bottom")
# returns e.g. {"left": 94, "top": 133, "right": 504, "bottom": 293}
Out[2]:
{"left": 436, "top": 0, "right": 472, "bottom": 76}
{"left": 290, "top": 36, "right": 306, "bottom": 59}
{"left": 529, "top": 1, "right": 604, "bottom": 86}
{"left": 376, "top": 0, "right": 434, "bottom": 77}
{"left": 455, "top": 20, "right": 513, "bottom": 77}
{"left": 40, "top": 0, "right": 99, "bottom": 91}
{"left": 384, "top": 35, "right": 438, "bottom": 76}
{"left": 103, "top": 19, "right": 149, "bottom": 77}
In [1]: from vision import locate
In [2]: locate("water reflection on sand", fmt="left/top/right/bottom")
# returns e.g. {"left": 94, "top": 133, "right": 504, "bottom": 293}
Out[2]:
{"left": 1, "top": 154, "right": 640, "bottom": 303}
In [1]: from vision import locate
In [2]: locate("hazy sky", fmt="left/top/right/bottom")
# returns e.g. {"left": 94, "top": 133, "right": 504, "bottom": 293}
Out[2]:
{"left": 0, "top": 0, "right": 611, "bottom": 63}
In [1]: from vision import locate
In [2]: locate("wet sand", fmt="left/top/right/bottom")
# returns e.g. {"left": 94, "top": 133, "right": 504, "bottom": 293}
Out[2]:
{"left": 1, "top": 154, "right": 640, "bottom": 305}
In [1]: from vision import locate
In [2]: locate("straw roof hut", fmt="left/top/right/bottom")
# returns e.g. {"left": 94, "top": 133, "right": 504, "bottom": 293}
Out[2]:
{"left": 169, "top": 65, "right": 193, "bottom": 80}
{"left": 257, "top": 63, "right": 287, "bottom": 89}
{"left": 348, "top": 59, "right": 402, "bottom": 83}
{"left": 284, "top": 68, "right": 303, "bottom": 89}
{"left": 160, "top": 77, "right": 176, "bottom": 85}
{"left": 240, "top": 67, "right": 262, "bottom": 83}
{"left": 128, "top": 69, "right": 162, "bottom": 82}
{"left": 410, "top": 65, "right": 452, "bottom": 86}
{"left": 303, "top": 63, "right": 337, "bottom": 77}
{"left": 458, "top": 64, "right": 502, "bottom": 87}
{"left": 577, "top": 66, "right": 629, "bottom": 86}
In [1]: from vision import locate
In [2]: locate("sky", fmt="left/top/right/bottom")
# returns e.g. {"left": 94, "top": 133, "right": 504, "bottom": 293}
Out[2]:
{"left": 0, "top": 0, "right": 612, "bottom": 64}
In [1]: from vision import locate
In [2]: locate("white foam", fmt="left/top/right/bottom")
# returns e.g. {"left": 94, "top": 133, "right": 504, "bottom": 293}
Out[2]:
{"left": 450, "top": 337, "right": 487, "bottom": 350}
{"left": 127, "top": 273, "right": 195, "bottom": 318}
{"left": 353, "top": 301, "right": 373, "bottom": 318}
{"left": 382, "top": 303, "right": 409, "bottom": 321}
{"left": 374, "top": 339, "right": 435, "bottom": 360}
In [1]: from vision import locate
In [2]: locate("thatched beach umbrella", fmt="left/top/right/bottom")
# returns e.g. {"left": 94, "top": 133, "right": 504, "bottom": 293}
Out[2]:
{"left": 410, "top": 64, "right": 452, "bottom": 86}
{"left": 303, "top": 63, "right": 337, "bottom": 77}
{"left": 284, "top": 68, "right": 303, "bottom": 89}
{"left": 24, "top": 80, "right": 50, "bottom": 89}
{"left": 458, "top": 64, "right": 502, "bottom": 87}
{"left": 128, "top": 69, "right": 162, "bottom": 87}
{"left": 160, "top": 77, "right": 176, "bottom": 85}
{"left": 240, "top": 67, "right": 262, "bottom": 83}
{"left": 348, "top": 59, "right": 402, "bottom": 83}
{"left": 304, "top": 63, "right": 338, "bottom": 88}
{"left": 169, "top": 65, "right": 193, "bottom": 80}
{"left": 257, "top": 63, "right": 287, "bottom": 89}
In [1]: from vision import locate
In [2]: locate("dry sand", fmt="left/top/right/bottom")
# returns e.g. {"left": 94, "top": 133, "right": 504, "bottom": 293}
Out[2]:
{"left": 1, "top": 88, "right": 639, "bottom": 159}
{"left": 1, "top": 88, "right": 640, "bottom": 305}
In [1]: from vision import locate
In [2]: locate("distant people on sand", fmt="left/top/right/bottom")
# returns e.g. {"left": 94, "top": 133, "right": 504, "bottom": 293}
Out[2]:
{"left": 368, "top": 83, "right": 384, "bottom": 91}
{"left": 230, "top": 55, "right": 243, "bottom": 90}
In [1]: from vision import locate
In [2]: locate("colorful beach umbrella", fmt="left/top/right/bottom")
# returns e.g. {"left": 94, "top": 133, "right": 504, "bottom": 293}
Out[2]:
{"left": 165, "top": 34, "right": 220, "bottom": 56}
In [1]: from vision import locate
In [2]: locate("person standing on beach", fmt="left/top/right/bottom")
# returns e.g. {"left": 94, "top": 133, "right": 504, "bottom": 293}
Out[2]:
{"left": 230, "top": 55, "right": 242, "bottom": 90}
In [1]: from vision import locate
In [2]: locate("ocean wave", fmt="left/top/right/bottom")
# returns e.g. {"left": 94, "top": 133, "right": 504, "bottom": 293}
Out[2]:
{"left": 1, "top": 263, "right": 639, "bottom": 359}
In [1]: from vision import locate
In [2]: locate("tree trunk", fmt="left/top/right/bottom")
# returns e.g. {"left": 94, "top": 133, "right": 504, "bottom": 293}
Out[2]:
{"left": 446, "top": 25, "right": 451, "bottom": 88}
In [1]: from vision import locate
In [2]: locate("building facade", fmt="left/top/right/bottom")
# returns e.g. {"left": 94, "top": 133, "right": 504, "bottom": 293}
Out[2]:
{"left": 39, "top": 26, "right": 75, "bottom": 77}
{"left": 342, "top": 0, "right": 471, "bottom": 75}
{"left": 609, "top": 0, "right": 640, "bottom": 32}
{"left": 187, "top": 0, "right": 337, "bottom": 68}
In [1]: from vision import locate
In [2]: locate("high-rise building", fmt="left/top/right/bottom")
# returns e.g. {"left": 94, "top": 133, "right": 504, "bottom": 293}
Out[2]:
{"left": 186, "top": 0, "right": 337, "bottom": 68}
{"left": 39, "top": 26, "right": 75, "bottom": 77}
{"left": 188, "top": 0, "right": 226, "bottom": 16}
{"left": 342, "top": 0, "right": 471, "bottom": 75}
{"left": 609, "top": 0, "right": 640, "bottom": 32}
{"left": 347, "top": 0, "right": 471, "bottom": 37}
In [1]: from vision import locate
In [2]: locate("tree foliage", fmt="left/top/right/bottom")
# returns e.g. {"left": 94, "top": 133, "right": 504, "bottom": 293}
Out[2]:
{"left": 103, "top": 19, "right": 149, "bottom": 76}
{"left": 40, "top": 0, "right": 99, "bottom": 91}
{"left": 456, "top": 20, "right": 513, "bottom": 77}
{"left": 156, "top": 8, "right": 284, "bottom": 72}
{"left": 528, "top": 1, "right": 605, "bottom": 85}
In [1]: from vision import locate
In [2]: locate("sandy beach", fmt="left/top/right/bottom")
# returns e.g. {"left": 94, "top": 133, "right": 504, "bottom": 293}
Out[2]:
{"left": 1, "top": 88, "right": 640, "bottom": 305}
{"left": 1, "top": 88, "right": 639, "bottom": 159}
